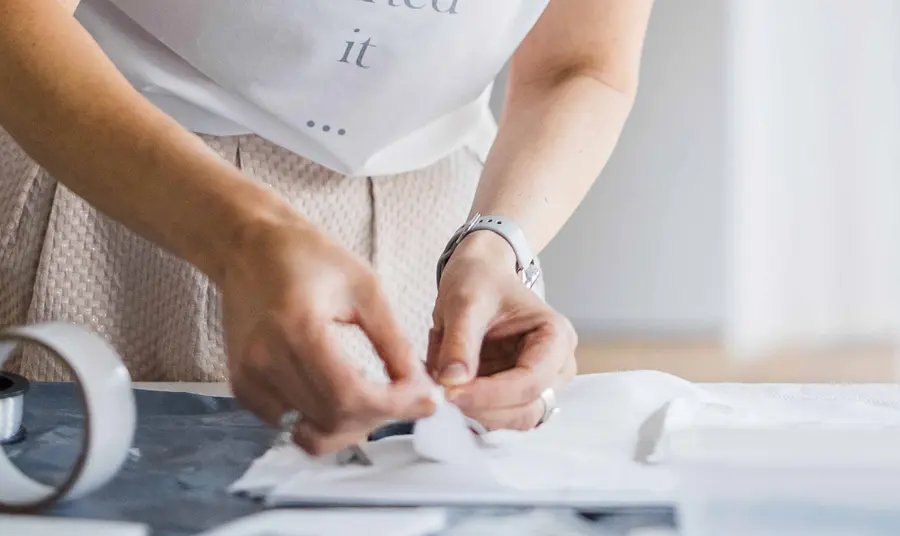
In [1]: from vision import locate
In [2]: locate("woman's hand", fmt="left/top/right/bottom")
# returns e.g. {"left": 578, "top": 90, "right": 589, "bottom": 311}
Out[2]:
{"left": 427, "top": 232, "right": 577, "bottom": 430}
{"left": 221, "top": 215, "right": 436, "bottom": 455}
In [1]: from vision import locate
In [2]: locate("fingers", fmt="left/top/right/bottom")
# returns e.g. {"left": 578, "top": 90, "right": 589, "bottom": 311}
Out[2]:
{"left": 338, "top": 377, "right": 437, "bottom": 426}
{"left": 225, "top": 235, "right": 437, "bottom": 458}
{"left": 432, "top": 294, "right": 497, "bottom": 387}
{"left": 290, "top": 385, "right": 438, "bottom": 456}
{"left": 232, "top": 316, "right": 436, "bottom": 458}
{"left": 474, "top": 399, "right": 545, "bottom": 431}
{"left": 286, "top": 324, "right": 434, "bottom": 430}
{"left": 353, "top": 273, "right": 422, "bottom": 383}
{"left": 234, "top": 320, "right": 332, "bottom": 425}
{"left": 425, "top": 327, "right": 442, "bottom": 370}
{"left": 559, "top": 349, "right": 578, "bottom": 386}
{"left": 463, "top": 355, "right": 577, "bottom": 431}
{"left": 292, "top": 420, "right": 370, "bottom": 456}
{"left": 231, "top": 330, "right": 320, "bottom": 424}
{"left": 449, "top": 317, "right": 574, "bottom": 411}
{"left": 231, "top": 365, "right": 291, "bottom": 427}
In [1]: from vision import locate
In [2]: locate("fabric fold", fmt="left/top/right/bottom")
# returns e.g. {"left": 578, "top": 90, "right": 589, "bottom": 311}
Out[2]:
{"left": 230, "top": 372, "right": 900, "bottom": 508}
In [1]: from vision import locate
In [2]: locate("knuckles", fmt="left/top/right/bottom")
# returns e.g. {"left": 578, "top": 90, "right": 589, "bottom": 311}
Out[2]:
{"left": 320, "top": 394, "right": 359, "bottom": 434}
{"left": 236, "top": 336, "right": 275, "bottom": 379}
{"left": 546, "top": 310, "right": 578, "bottom": 349}
{"left": 518, "top": 380, "right": 544, "bottom": 406}
{"left": 479, "top": 405, "right": 543, "bottom": 432}
{"left": 350, "top": 266, "right": 383, "bottom": 302}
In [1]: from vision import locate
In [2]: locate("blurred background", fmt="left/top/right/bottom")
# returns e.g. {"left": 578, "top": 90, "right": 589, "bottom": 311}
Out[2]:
{"left": 493, "top": 0, "right": 899, "bottom": 382}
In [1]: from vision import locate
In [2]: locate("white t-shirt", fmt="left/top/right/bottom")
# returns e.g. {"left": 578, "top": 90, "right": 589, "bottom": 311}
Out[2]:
{"left": 76, "top": 0, "right": 549, "bottom": 176}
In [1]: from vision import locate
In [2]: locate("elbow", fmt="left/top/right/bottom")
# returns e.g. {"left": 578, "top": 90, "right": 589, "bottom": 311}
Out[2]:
{"left": 556, "top": 62, "right": 640, "bottom": 100}
{"left": 582, "top": 66, "right": 640, "bottom": 107}
{"left": 511, "top": 60, "right": 641, "bottom": 110}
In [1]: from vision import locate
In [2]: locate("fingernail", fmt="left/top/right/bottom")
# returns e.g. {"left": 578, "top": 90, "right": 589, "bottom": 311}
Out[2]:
{"left": 439, "top": 363, "right": 469, "bottom": 386}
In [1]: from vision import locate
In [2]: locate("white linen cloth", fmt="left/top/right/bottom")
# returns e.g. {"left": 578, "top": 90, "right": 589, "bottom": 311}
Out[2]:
{"left": 196, "top": 509, "right": 447, "bottom": 536}
{"left": 230, "top": 371, "right": 900, "bottom": 507}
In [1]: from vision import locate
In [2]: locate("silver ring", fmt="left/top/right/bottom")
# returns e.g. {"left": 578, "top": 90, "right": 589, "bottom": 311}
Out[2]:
{"left": 273, "top": 409, "right": 302, "bottom": 448}
{"left": 537, "top": 387, "right": 560, "bottom": 427}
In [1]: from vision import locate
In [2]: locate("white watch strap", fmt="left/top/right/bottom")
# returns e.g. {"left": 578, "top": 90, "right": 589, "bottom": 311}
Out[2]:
{"left": 468, "top": 215, "right": 535, "bottom": 271}
{"left": 436, "top": 214, "right": 542, "bottom": 292}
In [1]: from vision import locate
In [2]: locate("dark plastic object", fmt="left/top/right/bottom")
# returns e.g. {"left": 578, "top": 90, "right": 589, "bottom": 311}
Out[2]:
{"left": 0, "top": 371, "right": 29, "bottom": 445}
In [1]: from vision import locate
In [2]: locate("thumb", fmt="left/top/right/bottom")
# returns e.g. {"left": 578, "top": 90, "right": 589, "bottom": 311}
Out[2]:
{"left": 434, "top": 296, "right": 495, "bottom": 387}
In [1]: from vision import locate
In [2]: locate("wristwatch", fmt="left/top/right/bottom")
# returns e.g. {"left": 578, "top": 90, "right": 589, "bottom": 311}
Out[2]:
{"left": 436, "top": 213, "right": 542, "bottom": 291}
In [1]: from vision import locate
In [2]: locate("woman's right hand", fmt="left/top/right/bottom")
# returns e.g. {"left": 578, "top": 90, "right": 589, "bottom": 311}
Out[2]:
{"left": 2, "top": 0, "right": 435, "bottom": 454}
{"left": 219, "top": 215, "right": 436, "bottom": 455}
{"left": 1, "top": 0, "right": 430, "bottom": 447}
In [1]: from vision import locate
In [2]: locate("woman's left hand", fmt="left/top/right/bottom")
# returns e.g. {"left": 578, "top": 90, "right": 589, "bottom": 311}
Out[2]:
{"left": 427, "top": 232, "right": 578, "bottom": 430}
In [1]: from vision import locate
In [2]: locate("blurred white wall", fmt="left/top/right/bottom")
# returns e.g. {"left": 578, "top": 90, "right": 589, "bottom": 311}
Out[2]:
{"left": 492, "top": 0, "right": 729, "bottom": 336}
{"left": 726, "top": 0, "right": 900, "bottom": 358}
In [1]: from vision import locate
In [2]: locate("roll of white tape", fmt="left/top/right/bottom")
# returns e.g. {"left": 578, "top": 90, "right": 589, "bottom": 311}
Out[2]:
{"left": 0, "top": 323, "right": 136, "bottom": 512}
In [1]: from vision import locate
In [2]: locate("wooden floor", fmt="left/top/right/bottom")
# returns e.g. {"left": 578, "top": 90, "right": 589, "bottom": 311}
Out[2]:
{"left": 575, "top": 339, "right": 898, "bottom": 383}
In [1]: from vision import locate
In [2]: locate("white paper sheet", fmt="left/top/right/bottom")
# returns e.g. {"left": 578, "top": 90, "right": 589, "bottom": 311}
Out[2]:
{"left": 440, "top": 510, "right": 606, "bottom": 536}
{"left": 412, "top": 395, "right": 485, "bottom": 465}
{"left": 0, "top": 515, "right": 149, "bottom": 536}
{"left": 196, "top": 508, "right": 447, "bottom": 536}
{"left": 231, "top": 372, "right": 900, "bottom": 508}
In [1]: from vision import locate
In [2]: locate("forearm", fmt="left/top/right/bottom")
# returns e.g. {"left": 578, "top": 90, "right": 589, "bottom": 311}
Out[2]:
{"left": 465, "top": 72, "right": 635, "bottom": 261}
{"left": 0, "top": 0, "right": 295, "bottom": 283}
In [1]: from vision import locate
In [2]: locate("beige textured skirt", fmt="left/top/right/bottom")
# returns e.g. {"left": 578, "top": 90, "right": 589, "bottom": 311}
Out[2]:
{"left": 0, "top": 130, "right": 481, "bottom": 382}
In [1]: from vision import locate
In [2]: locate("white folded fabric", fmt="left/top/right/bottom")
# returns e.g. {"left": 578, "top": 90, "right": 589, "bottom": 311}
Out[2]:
{"left": 0, "top": 516, "right": 148, "bottom": 536}
{"left": 646, "top": 383, "right": 900, "bottom": 463}
{"left": 230, "top": 371, "right": 900, "bottom": 507}
{"left": 196, "top": 508, "right": 447, "bottom": 536}
{"left": 412, "top": 392, "right": 486, "bottom": 466}
{"left": 439, "top": 510, "right": 602, "bottom": 536}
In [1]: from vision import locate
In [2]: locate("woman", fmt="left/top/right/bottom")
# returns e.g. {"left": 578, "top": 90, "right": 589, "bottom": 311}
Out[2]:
{"left": 0, "top": 0, "right": 652, "bottom": 454}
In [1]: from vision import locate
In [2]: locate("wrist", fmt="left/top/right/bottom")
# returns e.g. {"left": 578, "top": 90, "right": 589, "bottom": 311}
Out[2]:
{"left": 450, "top": 230, "right": 518, "bottom": 273}
{"left": 199, "top": 180, "right": 309, "bottom": 286}
{"left": 437, "top": 213, "right": 543, "bottom": 292}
